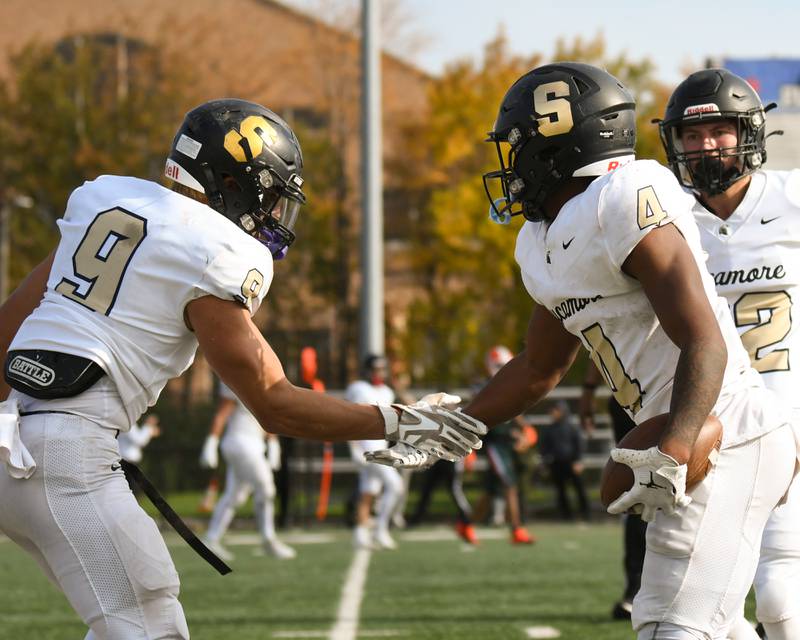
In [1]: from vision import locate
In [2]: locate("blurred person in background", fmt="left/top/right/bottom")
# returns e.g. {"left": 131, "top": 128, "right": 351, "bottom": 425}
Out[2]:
{"left": 0, "top": 98, "right": 484, "bottom": 638}
{"left": 659, "top": 68, "right": 800, "bottom": 640}
{"left": 406, "top": 456, "right": 478, "bottom": 545}
{"left": 200, "top": 380, "right": 296, "bottom": 560}
{"left": 539, "top": 400, "right": 590, "bottom": 522}
{"left": 346, "top": 355, "right": 405, "bottom": 550}
{"left": 118, "top": 413, "right": 161, "bottom": 492}
{"left": 474, "top": 345, "right": 537, "bottom": 544}
{"left": 580, "top": 363, "right": 645, "bottom": 621}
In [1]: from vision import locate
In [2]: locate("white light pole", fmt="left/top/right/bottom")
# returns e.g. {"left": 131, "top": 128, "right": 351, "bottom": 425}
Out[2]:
{"left": 359, "top": 0, "right": 385, "bottom": 361}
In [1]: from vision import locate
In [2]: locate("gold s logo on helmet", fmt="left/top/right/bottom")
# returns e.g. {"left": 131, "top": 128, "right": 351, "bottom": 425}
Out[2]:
{"left": 224, "top": 116, "right": 279, "bottom": 162}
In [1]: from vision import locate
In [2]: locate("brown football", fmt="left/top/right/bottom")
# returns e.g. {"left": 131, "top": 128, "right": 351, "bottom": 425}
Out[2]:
{"left": 600, "top": 413, "right": 723, "bottom": 507}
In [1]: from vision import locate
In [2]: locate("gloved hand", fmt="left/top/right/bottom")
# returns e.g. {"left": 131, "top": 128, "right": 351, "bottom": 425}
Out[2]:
{"left": 199, "top": 435, "right": 220, "bottom": 469}
{"left": 364, "top": 441, "right": 432, "bottom": 469}
{"left": 606, "top": 445, "right": 691, "bottom": 522}
{"left": 370, "top": 393, "right": 487, "bottom": 465}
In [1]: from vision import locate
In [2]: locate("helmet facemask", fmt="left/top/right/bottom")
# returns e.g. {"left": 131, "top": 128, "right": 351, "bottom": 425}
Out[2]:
{"left": 483, "top": 129, "right": 564, "bottom": 223}
{"left": 660, "top": 110, "right": 766, "bottom": 196}
{"left": 483, "top": 131, "right": 532, "bottom": 223}
{"left": 236, "top": 169, "right": 305, "bottom": 260}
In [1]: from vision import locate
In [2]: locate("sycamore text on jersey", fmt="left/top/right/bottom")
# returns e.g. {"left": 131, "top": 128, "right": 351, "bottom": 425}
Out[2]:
{"left": 711, "top": 264, "right": 786, "bottom": 287}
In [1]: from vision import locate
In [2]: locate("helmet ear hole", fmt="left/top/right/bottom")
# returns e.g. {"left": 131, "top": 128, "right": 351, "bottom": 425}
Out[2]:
{"left": 221, "top": 174, "right": 242, "bottom": 192}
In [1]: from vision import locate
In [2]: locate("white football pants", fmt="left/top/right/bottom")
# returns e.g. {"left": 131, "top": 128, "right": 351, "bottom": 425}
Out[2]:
{"left": 205, "top": 434, "right": 277, "bottom": 543}
{"left": 633, "top": 422, "right": 796, "bottom": 640}
{"left": 0, "top": 412, "right": 189, "bottom": 639}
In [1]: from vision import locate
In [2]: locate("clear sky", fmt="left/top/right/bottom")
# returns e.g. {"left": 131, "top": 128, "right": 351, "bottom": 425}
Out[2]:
{"left": 286, "top": 0, "right": 800, "bottom": 84}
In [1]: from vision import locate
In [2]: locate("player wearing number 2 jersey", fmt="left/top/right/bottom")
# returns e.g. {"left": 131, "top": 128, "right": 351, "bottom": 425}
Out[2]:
{"left": 660, "top": 68, "right": 800, "bottom": 640}
{"left": 0, "top": 99, "right": 486, "bottom": 639}
{"left": 469, "top": 62, "right": 798, "bottom": 639}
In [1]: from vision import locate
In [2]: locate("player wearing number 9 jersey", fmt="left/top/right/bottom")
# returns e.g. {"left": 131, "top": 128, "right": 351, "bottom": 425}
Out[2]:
{"left": 0, "top": 99, "right": 486, "bottom": 639}
{"left": 469, "top": 62, "right": 799, "bottom": 639}
{"left": 660, "top": 68, "right": 800, "bottom": 640}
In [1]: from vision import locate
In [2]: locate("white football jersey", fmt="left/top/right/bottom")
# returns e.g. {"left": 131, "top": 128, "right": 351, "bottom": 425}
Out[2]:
{"left": 218, "top": 382, "right": 266, "bottom": 441}
{"left": 515, "top": 159, "right": 761, "bottom": 447}
{"left": 694, "top": 170, "right": 800, "bottom": 410}
{"left": 345, "top": 380, "right": 394, "bottom": 451}
{"left": 11, "top": 175, "right": 273, "bottom": 428}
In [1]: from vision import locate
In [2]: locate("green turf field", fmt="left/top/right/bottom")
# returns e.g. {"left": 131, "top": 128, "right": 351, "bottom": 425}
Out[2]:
{"left": 0, "top": 522, "right": 757, "bottom": 640}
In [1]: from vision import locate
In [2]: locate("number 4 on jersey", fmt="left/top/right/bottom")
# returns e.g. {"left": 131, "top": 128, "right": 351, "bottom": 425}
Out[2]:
{"left": 637, "top": 185, "right": 668, "bottom": 230}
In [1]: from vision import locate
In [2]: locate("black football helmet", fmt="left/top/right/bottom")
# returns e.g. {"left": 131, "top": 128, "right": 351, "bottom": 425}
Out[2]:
{"left": 483, "top": 62, "right": 636, "bottom": 222}
{"left": 658, "top": 68, "right": 774, "bottom": 196}
{"left": 165, "top": 98, "right": 306, "bottom": 259}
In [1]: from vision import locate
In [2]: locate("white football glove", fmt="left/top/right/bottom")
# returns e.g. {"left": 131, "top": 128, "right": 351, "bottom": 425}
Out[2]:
{"left": 364, "top": 441, "right": 432, "bottom": 469}
{"left": 199, "top": 435, "right": 220, "bottom": 469}
{"left": 370, "top": 393, "right": 487, "bottom": 464}
{"left": 607, "top": 446, "right": 692, "bottom": 523}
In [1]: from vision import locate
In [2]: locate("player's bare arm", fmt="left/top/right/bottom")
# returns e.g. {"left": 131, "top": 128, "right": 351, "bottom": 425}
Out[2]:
{"left": 623, "top": 223, "right": 727, "bottom": 464}
{"left": 0, "top": 251, "right": 55, "bottom": 401}
{"left": 465, "top": 306, "right": 581, "bottom": 427}
{"left": 188, "top": 295, "right": 386, "bottom": 441}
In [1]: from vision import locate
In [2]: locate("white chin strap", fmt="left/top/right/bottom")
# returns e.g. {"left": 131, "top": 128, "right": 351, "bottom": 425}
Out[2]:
{"left": 572, "top": 154, "right": 635, "bottom": 177}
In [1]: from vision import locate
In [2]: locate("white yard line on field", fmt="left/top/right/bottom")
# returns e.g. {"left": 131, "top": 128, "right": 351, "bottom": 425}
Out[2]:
{"left": 525, "top": 626, "right": 561, "bottom": 638}
{"left": 329, "top": 548, "right": 372, "bottom": 640}
{"left": 273, "top": 632, "right": 405, "bottom": 639}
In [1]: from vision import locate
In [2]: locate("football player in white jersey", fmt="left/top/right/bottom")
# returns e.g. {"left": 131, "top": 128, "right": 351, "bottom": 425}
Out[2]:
{"left": 0, "top": 99, "right": 486, "bottom": 639}
{"left": 659, "top": 68, "right": 800, "bottom": 640}
{"left": 346, "top": 355, "right": 405, "bottom": 550}
{"left": 470, "top": 62, "right": 798, "bottom": 639}
{"left": 199, "top": 381, "right": 296, "bottom": 560}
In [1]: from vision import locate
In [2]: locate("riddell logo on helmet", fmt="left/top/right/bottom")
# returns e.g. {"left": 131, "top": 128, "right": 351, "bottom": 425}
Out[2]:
{"left": 684, "top": 103, "right": 720, "bottom": 116}
{"left": 165, "top": 161, "right": 180, "bottom": 181}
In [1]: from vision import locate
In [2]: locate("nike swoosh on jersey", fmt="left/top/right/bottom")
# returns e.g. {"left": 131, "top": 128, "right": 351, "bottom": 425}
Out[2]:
{"left": 761, "top": 216, "right": 781, "bottom": 224}
{"left": 562, "top": 237, "right": 575, "bottom": 250}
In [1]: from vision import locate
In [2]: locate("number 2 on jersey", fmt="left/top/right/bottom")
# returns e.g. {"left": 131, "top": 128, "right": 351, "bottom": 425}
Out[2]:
{"left": 733, "top": 291, "right": 792, "bottom": 373}
{"left": 56, "top": 208, "right": 147, "bottom": 315}
{"left": 581, "top": 323, "right": 644, "bottom": 414}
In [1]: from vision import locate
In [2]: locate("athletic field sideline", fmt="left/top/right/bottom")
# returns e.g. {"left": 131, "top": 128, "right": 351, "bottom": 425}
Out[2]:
{"left": 0, "top": 523, "right": 757, "bottom": 640}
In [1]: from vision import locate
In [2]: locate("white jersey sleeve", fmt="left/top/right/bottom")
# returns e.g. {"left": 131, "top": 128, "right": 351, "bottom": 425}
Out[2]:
{"left": 597, "top": 160, "right": 691, "bottom": 269}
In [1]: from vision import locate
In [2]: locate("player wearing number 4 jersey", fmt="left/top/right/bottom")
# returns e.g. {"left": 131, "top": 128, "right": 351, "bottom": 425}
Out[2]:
{"left": 470, "top": 62, "right": 799, "bottom": 640}
{"left": 0, "top": 99, "right": 485, "bottom": 639}
{"left": 659, "top": 68, "right": 800, "bottom": 640}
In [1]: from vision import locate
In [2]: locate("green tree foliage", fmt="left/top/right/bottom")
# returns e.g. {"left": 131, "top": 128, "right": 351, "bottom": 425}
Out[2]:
{"left": 398, "top": 33, "right": 670, "bottom": 385}
{"left": 0, "top": 35, "right": 200, "bottom": 288}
